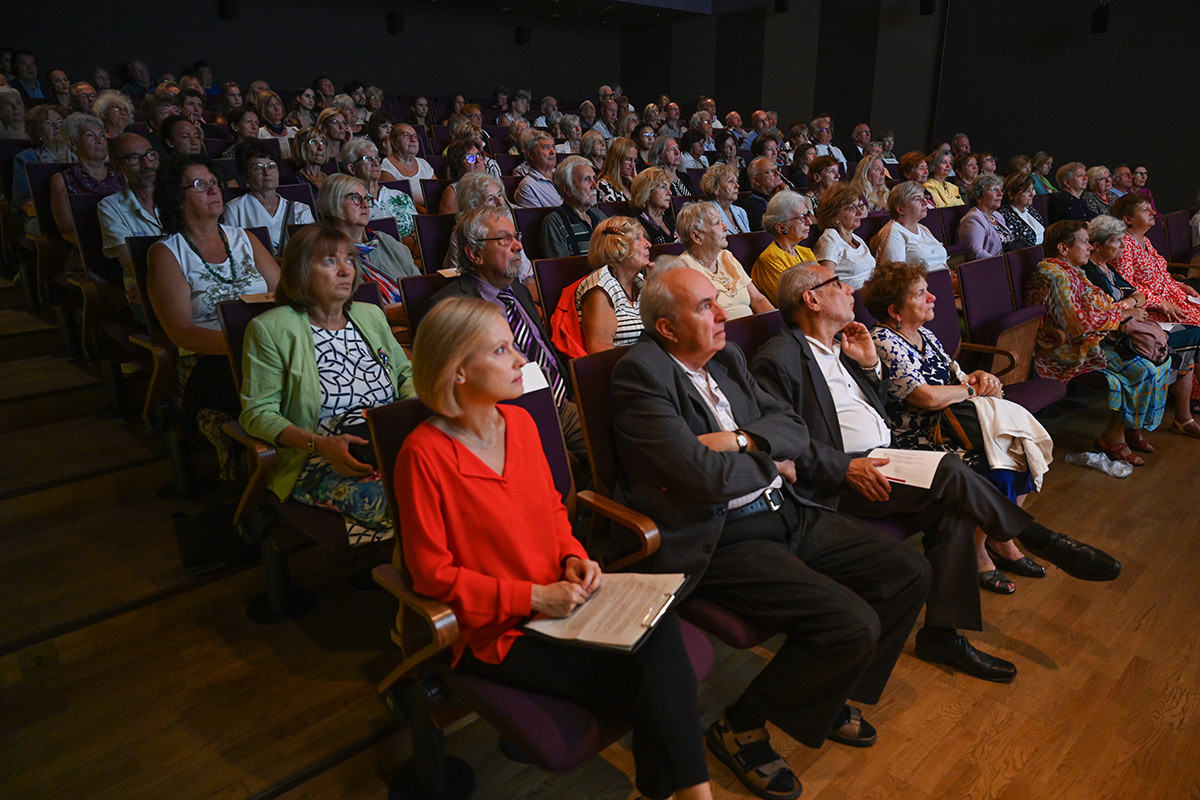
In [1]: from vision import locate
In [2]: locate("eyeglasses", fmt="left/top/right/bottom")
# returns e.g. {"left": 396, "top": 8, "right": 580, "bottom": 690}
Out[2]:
{"left": 117, "top": 149, "right": 160, "bottom": 166}
{"left": 785, "top": 211, "right": 815, "bottom": 223}
{"left": 184, "top": 177, "right": 220, "bottom": 192}
{"left": 807, "top": 275, "right": 843, "bottom": 293}
{"left": 397, "top": 131, "right": 419, "bottom": 140}
{"left": 477, "top": 231, "right": 523, "bottom": 246}
{"left": 464, "top": 153, "right": 479, "bottom": 164}
{"left": 1134, "top": 170, "right": 1148, "bottom": 176}
{"left": 847, "top": 201, "right": 867, "bottom": 212}
{"left": 250, "top": 161, "right": 278, "bottom": 173}
{"left": 357, "top": 155, "right": 381, "bottom": 165}
{"left": 345, "top": 192, "right": 371, "bottom": 206}
{"left": 305, "top": 138, "right": 326, "bottom": 147}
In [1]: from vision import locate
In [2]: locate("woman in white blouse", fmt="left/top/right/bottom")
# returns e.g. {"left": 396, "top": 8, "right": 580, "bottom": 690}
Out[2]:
{"left": 380, "top": 123, "right": 435, "bottom": 209}
{"left": 871, "top": 181, "right": 948, "bottom": 272}
{"left": 814, "top": 182, "right": 876, "bottom": 289}
{"left": 699, "top": 163, "right": 749, "bottom": 235}
{"left": 342, "top": 137, "right": 417, "bottom": 240}
{"left": 999, "top": 171, "right": 1045, "bottom": 248}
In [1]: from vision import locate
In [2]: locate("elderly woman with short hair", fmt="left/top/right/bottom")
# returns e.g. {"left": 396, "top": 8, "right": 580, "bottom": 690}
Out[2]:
{"left": 999, "top": 171, "right": 1045, "bottom": 247}
{"left": 751, "top": 190, "right": 817, "bottom": 305}
{"left": 575, "top": 216, "right": 651, "bottom": 352}
{"left": 676, "top": 201, "right": 773, "bottom": 319}
{"left": 1027, "top": 220, "right": 1172, "bottom": 462}
{"left": 240, "top": 223, "right": 415, "bottom": 542}
{"left": 924, "top": 150, "right": 963, "bottom": 208}
{"left": 1048, "top": 161, "right": 1094, "bottom": 223}
{"left": 850, "top": 153, "right": 889, "bottom": 213}
{"left": 1083, "top": 166, "right": 1115, "bottom": 218}
{"left": 951, "top": 152, "right": 979, "bottom": 194}
{"left": 959, "top": 174, "right": 1018, "bottom": 259}
{"left": 871, "top": 181, "right": 949, "bottom": 273}
{"left": 93, "top": 89, "right": 134, "bottom": 139}
{"left": 898, "top": 151, "right": 936, "bottom": 208}
{"left": 555, "top": 114, "right": 583, "bottom": 154}
{"left": 1031, "top": 151, "right": 1056, "bottom": 194}
{"left": 438, "top": 137, "right": 487, "bottom": 214}
{"left": 381, "top": 123, "right": 434, "bottom": 208}
{"left": 700, "top": 162, "right": 749, "bottom": 235}
{"left": 50, "top": 112, "right": 124, "bottom": 243}
{"left": 224, "top": 140, "right": 315, "bottom": 257}
{"left": 316, "top": 173, "right": 418, "bottom": 321}
{"left": 814, "top": 182, "right": 876, "bottom": 289}
{"left": 442, "top": 172, "right": 533, "bottom": 286}
{"left": 648, "top": 135, "right": 691, "bottom": 196}
{"left": 804, "top": 154, "right": 841, "bottom": 213}
{"left": 679, "top": 129, "right": 709, "bottom": 172}
{"left": 596, "top": 136, "right": 638, "bottom": 202}
{"left": 629, "top": 167, "right": 677, "bottom": 245}
{"left": 0, "top": 86, "right": 25, "bottom": 139}
{"left": 12, "top": 105, "right": 70, "bottom": 231}
{"left": 580, "top": 129, "right": 607, "bottom": 171}
{"left": 342, "top": 136, "right": 417, "bottom": 240}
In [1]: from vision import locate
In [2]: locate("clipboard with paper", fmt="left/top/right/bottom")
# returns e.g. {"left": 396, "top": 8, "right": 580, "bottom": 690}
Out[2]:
{"left": 522, "top": 572, "right": 687, "bottom": 653}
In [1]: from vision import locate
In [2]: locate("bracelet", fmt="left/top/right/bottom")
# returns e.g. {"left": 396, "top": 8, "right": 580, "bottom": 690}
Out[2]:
{"left": 308, "top": 436, "right": 317, "bottom": 456}
{"left": 966, "top": 385, "right": 975, "bottom": 397}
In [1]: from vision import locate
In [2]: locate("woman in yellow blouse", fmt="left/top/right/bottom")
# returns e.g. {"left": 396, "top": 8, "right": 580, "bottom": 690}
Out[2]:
{"left": 751, "top": 191, "right": 818, "bottom": 305}
{"left": 925, "top": 150, "right": 964, "bottom": 208}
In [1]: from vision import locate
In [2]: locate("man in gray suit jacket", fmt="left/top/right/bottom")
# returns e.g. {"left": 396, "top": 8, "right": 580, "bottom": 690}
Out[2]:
{"left": 611, "top": 265, "right": 931, "bottom": 800}
{"left": 750, "top": 263, "right": 1122, "bottom": 683}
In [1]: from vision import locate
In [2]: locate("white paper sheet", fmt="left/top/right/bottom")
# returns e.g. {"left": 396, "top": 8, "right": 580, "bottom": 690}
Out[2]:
{"left": 524, "top": 572, "right": 686, "bottom": 651}
{"left": 866, "top": 448, "right": 948, "bottom": 490}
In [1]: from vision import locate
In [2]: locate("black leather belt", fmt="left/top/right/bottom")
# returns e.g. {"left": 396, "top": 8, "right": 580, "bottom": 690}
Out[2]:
{"left": 724, "top": 488, "right": 784, "bottom": 524}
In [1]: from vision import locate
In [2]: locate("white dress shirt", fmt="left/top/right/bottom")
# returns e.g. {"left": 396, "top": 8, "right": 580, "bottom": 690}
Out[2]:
{"left": 804, "top": 336, "right": 891, "bottom": 454}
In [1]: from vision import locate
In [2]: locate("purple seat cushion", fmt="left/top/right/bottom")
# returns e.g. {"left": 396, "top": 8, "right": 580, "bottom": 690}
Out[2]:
{"left": 678, "top": 597, "right": 771, "bottom": 649}
{"left": 276, "top": 500, "right": 354, "bottom": 552}
{"left": 1002, "top": 378, "right": 1067, "bottom": 414}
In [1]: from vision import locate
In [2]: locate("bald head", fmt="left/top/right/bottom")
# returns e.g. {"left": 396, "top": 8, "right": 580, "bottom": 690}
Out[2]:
{"left": 110, "top": 133, "right": 159, "bottom": 188}
{"left": 640, "top": 266, "right": 728, "bottom": 368}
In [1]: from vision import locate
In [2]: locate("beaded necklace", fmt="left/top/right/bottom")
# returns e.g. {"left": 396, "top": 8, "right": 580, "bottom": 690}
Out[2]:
{"left": 181, "top": 227, "right": 237, "bottom": 284}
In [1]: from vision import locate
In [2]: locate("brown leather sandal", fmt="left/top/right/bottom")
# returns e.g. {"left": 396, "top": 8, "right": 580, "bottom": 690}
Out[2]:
{"left": 706, "top": 711, "right": 802, "bottom": 800}
{"left": 827, "top": 705, "right": 878, "bottom": 747}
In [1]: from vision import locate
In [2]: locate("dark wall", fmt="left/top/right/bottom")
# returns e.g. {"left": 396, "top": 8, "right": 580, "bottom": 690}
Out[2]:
{"left": 10, "top": 0, "right": 621, "bottom": 104}
{"left": 934, "top": 0, "right": 1200, "bottom": 211}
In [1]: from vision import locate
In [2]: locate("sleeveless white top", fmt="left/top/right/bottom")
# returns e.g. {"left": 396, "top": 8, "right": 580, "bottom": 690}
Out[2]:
{"left": 160, "top": 224, "right": 268, "bottom": 330}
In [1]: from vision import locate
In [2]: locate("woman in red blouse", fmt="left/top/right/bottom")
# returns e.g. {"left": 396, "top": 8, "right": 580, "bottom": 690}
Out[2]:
{"left": 396, "top": 297, "right": 712, "bottom": 800}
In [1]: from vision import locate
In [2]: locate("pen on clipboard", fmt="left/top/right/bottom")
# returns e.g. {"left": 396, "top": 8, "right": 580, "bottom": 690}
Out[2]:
{"left": 640, "top": 592, "right": 677, "bottom": 628}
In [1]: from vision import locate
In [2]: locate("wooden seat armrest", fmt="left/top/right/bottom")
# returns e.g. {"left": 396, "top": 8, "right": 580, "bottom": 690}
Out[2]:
{"left": 128, "top": 332, "right": 177, "bottom": 420}
{"left": 576, "top": 489, "right": 661, "bottom": 571}
{"left": 1038, "top": 326, "right": 1068, "bottom": 349}
{"left": 222, "top": 420, "right": 278, "bottom": 524}
{"left": 372, "top": 563, "right": 460, "bottom": 694}
{"left": 957, "top": 342, "right": 1017, "bottom": 379}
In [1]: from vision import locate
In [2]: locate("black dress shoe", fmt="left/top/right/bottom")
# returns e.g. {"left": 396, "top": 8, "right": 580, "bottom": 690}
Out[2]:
{"left": 1023, "top": 532, "right": 1121, "bottom": 581}
{"left": 985, "top": 544, "right": 1046, "bottom": 578}
{"left": 914, "top": 629, "right": 1017, "bottom": 683}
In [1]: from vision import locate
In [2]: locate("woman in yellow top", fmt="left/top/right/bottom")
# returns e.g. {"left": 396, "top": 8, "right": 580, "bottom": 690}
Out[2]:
{"left": 752, "top": 191, "right": 818, "bottom": 305}
{"left": 924, "top": 150, "right": 964, "bottom": 208}
{"left": 676, "top": 201, "right": 774, "bottom": 320}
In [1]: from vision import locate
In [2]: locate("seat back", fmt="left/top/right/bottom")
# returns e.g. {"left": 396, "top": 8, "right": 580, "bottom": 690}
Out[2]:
{"left": 924, "top": 267, "right": 960, "bottom": 354}
{"left": 424, "top": 155, "right": 448, "bottom": 179}
{"left": 595, "top": 200, "right": 635, "bottom": 218}
{"left": 936, "top": 204, "right": 971, "bottom": 245}
{"left": 923, "top": 207, "right": 949, "bottom": 244}
{"left": 723, "top": 310, "right": 784, "bottom": 363}
{"left": 25, "top": 162, "right": 72, "bottom": 238}
{"left": 399, "top": 272, "right": 452, "bottom": 332}
{"left": 1162, "top": 210, "right": 1196, "bottom": 263}
{"left": 1005, "top": 245, "right": 1044, "bottom": 307}
{"left": 687, "top": 168, "right": 705, "bottom": 192}
{"left": 724, "top": 231, "right": 773, "bottom": 270}
{"left": 854, "top": 212, "right": 892, "bottom": 249}
{"left": 499, "top": 174, "right": 521, "bottom": 201}
{"left": 244, "top": 225, "right": 272, "bottom": 252}
{"left": 956, "top": 255, "right": 1014, "bottom": 342}
{"left": 1031, "top": 192, "right": 1051, "bottom": 222}
{"left": 420, "top": 178, "right": 451, "bottom": 212}
{"left": 568, "top": 346, "right": 631, "bottom": 496}
{"left": 68, "top": 192, "right": 121, "bottom": 280}
{"left": 276, "top": 183, "right": 315, "bottom": 206}
{"left": 0, "top": 138, "right": 29, "bottom": 199}
{"left": 532, "top": 254, "right": 592, "bottom": 326}
{"left": 1144, "top": 218, "right": 1168, "bottom": 259}
{"left": 368, "top": 215, "right": 402, "bottom": 243}
{"left": 380, "top": 180, "right": 414, "bottom": 199}
{"left": 512, "top": 206, "right": 557, "bottom": 260}
{"left": 649, "top": 241, "right": 687, "bottom": 259}
{"left": 128, "top": 234, "right": 168, "bottom": 337}
{"left": 671, "top": 194, "right": 702, "bottom": 216}
{"left": 414, "top": 213, "right": 457, "bottom": 272}
{"left": 493, "top": 153, "right": 519, "bottom": 176}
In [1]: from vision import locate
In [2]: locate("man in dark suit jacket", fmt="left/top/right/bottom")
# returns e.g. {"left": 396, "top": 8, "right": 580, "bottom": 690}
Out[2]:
{"left": 750, "top": 263, "right": 1123, "bottom": 682}
{"left": 428, "top": 206, "right": 584, "bottom": 464}
{"left": 612, "top": 265, "right": 931, "bottom": 799}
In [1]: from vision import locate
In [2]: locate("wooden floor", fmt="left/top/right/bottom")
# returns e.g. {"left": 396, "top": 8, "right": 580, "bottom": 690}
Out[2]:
{"left": 2, "top": 275, "right": 1198, "bottom": 800}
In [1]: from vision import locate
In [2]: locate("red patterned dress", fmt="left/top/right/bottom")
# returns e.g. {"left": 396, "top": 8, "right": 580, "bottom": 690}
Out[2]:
{"left": 1117, "top": 233, "right": 1200, "bottom": 326}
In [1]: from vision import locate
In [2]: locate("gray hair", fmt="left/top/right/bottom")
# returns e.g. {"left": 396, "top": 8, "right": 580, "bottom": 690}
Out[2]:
{"left": 1087, "top": 214, "right": 1126, "bottom": 245}
{"left": 94, "top": 89, "right": 133, "bottom": 119}
{"left": 964, "top": 173, "right": 1003, "bottom": 207}
{"left": 557, "top": 114, "right": 580, "bottom": 138}
{"left": 762, "top": 190, "right": 811, "bottom": 235}
{"left": 522, "top": 129, "right": 553, "bottom": 155}
{"left": 315, "top": 173, "right": 368, "bottom": 222}
{"left": 507, "top": 118, "right": 530, "bottom": 139}
{"left": 340, "top": 136, "right": 378, "bottom": 168}
{"left": 638, "top": 260, "right": 688, "bottom": 334}
{"left": 455, "top": 205, "right": 511, "bottom": 271}
{"left": 647, "top": 133, "right": 676, "bottom": 167}
{"left": 1086, "top": 165, "right": 1111, "bottom": 189}
{"left": 553, "top": 155, "right": 592, "bottom": 197}
{"left": 63, "top": 112, "right": 104, "bottom": 143}
{"left": 455, "top": 171, "right": 505, "bottom": 213}
{"left": 777, "top": 263, "right": 828, "bottom": 320}
{"left": 688, "top": 110, "right": 711, "bottom": 130}
{"left": 540, "top": 95, "right": 557, "bottom": 114}
{"left": 0, "top": 85, "right": 20, "bottom": 105}
{"left": 330, "top": 93, "right": 356, "bottom": 115}
{"left": 887, "top": 180, "right": 927, "bottom": 217}
{"left": 676, "top": 200, "right": 721, "bottom": 240}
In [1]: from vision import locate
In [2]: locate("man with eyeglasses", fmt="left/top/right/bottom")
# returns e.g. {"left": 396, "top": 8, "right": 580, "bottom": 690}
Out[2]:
{"left": 430, "top": 206, "right": 587, "bottom": 469}
{"left": 743, "top": 156, "right": 785, "bottom": 232}
{"left": 750, "top": 263, "right": 1122, "bottom": 686}
{"left": 98, "top": 133, "right": 164, "bottom": 317}
{"left": 68, "top": 81, "right": 98, "bottom": 114}
{"left": 611, "top": 264, "right": 930, "bottom": 799}
{"left": 1109, "top": 164, "right": 1133, "bottom": 199}
{"left": 513, "top": 132, "right": 563, "bottom": 209}
{"left": 810, "top": 115, "right": 846, "bottom": 174}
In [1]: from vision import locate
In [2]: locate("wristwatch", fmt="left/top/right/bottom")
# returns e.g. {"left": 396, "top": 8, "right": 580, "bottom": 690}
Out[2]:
{"left": 735, "top": 430, "right": 749, "bottom": 453}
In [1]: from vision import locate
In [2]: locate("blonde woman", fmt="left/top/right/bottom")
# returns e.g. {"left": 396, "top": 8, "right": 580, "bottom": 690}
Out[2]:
{"left": 850, "top": 153, "right": 889, "bottom": 212}
{"left": 596, "top": 135, "right": 638, "bottom": 202}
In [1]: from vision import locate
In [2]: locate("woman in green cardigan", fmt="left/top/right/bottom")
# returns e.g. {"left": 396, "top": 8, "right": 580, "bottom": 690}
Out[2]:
{"left": 239, "top": 224, "right": 415, "bottom": 544}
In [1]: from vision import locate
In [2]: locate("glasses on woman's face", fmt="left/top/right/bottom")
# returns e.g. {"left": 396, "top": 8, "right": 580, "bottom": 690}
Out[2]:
{"left": 345, "top": 192, "right": 371, "bottom": 207}
{"left": 464, "top": 153, "right": 479, "bottom": 164}
{"left": 250, "top": 161, "right": 278, "bottom": 173}
{"left": 357, "top": 155, "right": 381, "bottom": 165}
{"left": 184, "top": 177, "right": 220, "bottom": 192}
{"left": 847, "top": 201, "right": 867, "bottom": 213}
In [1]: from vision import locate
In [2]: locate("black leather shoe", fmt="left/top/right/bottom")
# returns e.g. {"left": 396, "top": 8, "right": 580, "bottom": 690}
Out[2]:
{"left": 914, "top": 629, "right": 1017, "bottom": 683}
{"left": 1023, "top": 532, "right": 1121, "bottom": 581}
{"left": 985, "top": 544, "right": 1046, "bottom": 578}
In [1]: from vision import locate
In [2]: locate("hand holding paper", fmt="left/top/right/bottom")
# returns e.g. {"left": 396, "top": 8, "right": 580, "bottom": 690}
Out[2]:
{"left": 866, "top": 448, "right": 948, "bottom": 489}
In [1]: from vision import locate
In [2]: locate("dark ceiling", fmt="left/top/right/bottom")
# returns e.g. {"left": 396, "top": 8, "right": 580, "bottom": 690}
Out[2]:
{"left": 415, "top": 0, "right": 711, "bottom": 26}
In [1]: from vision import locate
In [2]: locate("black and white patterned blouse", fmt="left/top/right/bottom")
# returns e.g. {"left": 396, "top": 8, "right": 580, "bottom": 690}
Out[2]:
{"left": 311, "top": 321, "right": 394, "bottom": 432}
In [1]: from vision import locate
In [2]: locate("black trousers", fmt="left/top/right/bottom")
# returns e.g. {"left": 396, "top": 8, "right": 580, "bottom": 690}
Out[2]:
{"left": 838, "top": 452, "right": 1035, "bottom": 630}
{"left": 458, "top": 613, "right": 708, "bottom": 800}
{"left": 694, "top": 498, "right": 931, "bottom": 748}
